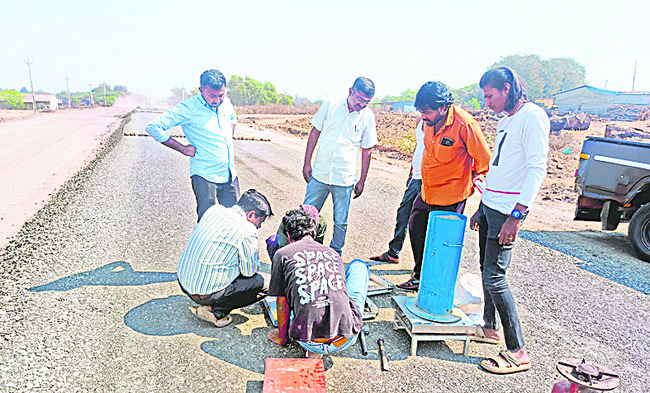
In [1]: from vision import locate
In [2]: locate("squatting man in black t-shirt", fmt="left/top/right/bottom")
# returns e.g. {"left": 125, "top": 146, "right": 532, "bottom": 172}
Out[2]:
{"left": 267, "top": 209, "right": 370, "bottom": 358}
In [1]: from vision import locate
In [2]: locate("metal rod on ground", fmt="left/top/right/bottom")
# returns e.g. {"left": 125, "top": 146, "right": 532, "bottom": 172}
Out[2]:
{"left": 377, "top": 338, "right": 388, "bottom": 371}
{"left": 359, "top": 326, "right": 369, "bottom": 356}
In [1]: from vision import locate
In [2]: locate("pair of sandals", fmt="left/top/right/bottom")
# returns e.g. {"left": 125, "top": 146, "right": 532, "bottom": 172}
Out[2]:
{"left": 472, "top": 326, "right": 531, "bottom": 374}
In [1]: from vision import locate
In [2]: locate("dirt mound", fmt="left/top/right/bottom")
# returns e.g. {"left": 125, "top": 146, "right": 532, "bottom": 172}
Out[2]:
{"left": 240, "top": 111, "right": 607, "bottom": 203}
{"left": 237, "top": 104, "right": 320, "bottom": 115}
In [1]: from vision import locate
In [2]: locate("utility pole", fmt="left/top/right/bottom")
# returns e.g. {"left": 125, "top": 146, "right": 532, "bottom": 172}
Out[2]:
{"left": 25, "top": 57, "right": 36, "bottom": 114}
{"left": 632, "top": 60, "right": 637, "bottom": 92}
{"left": 103, "top": 82, "right": 107, "bottom": 107}
{"left": 65, "top": 76, "right": 71, "bottom": 109}
{"left": 89, "top": 84, "right": 94, "bottom": 107}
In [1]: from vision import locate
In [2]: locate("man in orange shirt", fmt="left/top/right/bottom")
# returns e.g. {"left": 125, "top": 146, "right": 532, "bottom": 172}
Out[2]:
{"left": 398, "top": 81, "right": 491, "bottom": 290}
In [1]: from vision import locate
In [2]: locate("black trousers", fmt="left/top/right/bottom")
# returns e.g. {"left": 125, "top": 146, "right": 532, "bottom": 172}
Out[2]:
{"left": 191, "top": 174, "right": 240, "bottom": 222}
{"left": 180, "top": 272, "right": 270, "bottom": 319}
{"left": 408, "top": 194, "right": 466, "bottom": 279}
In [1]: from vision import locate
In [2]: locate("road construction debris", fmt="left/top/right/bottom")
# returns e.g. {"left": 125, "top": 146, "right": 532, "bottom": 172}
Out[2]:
{"left": 123, "top": 132, "right": 271, "bottom": 142}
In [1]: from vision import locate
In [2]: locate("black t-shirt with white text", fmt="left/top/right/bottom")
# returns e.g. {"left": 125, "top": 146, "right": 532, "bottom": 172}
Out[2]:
{"left": 269, "top": 237, "right": 363, "bottom": 342}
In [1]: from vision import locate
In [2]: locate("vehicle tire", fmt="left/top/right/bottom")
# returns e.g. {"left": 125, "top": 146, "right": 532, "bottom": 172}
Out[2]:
{"left": 628, "top": 203, "right": 650, "bottom": 262}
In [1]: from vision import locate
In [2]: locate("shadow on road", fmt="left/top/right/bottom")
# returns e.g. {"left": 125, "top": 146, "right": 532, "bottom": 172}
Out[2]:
{"left": 520, "top": 229, "right": 650, "bottom": 294}
{"left": 124, "top": 293, "right": 483, "bottom": 375}
{"left": 29, "top": 261, "right": 484, "bottom": 377}
{"left": 28, "top": 261, "right": 177, "bottom": 292}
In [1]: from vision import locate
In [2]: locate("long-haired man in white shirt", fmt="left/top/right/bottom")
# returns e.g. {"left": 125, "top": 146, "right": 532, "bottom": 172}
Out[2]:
{"left": 469, "top": 67, "right": 550, "bottom": 374}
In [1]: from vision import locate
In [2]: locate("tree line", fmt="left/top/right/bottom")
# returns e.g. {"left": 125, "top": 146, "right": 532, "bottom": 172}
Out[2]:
{"left": 377, "top": 54, "right": 587, "bottom": 110}
{"left": 0, "top": 84, "right": 127, "bottom": 109}
{"left": 169, "top": 75, "right": 293, "bottom": 106}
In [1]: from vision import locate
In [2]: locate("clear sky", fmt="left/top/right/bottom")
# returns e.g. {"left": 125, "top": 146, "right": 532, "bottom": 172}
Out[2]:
{"left": 1, "top": 0, "right": 648, "bottom": 101}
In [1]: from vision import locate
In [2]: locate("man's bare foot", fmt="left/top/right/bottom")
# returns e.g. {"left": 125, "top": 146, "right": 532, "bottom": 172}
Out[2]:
{"left": 482, "top": 327, "right": 502, "bottom": 341}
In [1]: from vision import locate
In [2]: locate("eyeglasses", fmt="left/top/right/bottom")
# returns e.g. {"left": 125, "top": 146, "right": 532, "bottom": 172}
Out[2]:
{"left": 352, "top": 91, "right": 371, "bottom": 105}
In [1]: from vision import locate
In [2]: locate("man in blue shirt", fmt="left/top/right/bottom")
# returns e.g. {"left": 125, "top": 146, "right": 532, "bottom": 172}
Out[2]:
{"left": 146, "top": 69, "right": 239, "bottom": 220}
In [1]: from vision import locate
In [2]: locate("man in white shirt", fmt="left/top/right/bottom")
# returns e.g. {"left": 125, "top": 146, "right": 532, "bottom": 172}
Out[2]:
{"left": 301, "top": 77, "right": 378, "bottom": 255}
{"left": 370, "top": 119, "right": 424, "bottom": 263}
{"left": 469, "top": 67, "right": 550, "bottom": 375}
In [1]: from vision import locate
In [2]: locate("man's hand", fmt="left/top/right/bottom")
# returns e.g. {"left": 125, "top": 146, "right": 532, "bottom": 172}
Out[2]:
{"left": 183, "top": 144, "right": 196, "bottom": 157}
{"left": 267, "top": 328, "right": 288, "bottom": 346}
{"left": 353, "top": 180, "right": 365, "bottom": 199}
{"left": 469, "top": 210, "right": 480, "bottom": 231}
{"left": 162, "top": 137, "right": 195, "bottom": 157}
{"left": 498, "top": 217, "right": 522, "bottom": 244}
{"left": 302, "top": 163, "right": 312, "bottom": 183}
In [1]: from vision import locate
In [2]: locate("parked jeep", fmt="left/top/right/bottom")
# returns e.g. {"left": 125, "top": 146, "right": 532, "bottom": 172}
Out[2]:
{"left": 574, "top": 136, "right": 650, "bottom": 262}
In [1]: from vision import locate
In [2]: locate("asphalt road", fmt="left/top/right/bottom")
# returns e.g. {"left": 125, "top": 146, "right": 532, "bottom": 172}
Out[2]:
{"left": 0, "top": 111, "right": 648, "bottom": 392}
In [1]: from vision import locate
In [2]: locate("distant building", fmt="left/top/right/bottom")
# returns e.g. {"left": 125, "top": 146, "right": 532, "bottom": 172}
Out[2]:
{"left": 23, "top": 94, "right": 59, "bottom": 111}
{"left": 392, "top": 100, "right": 416, "bottom": 112}
{"left": 553, "top": 85, "right": 650, "bottom": 115}
{"left": 534, "top": 98, "right": 554, "bottom": 108}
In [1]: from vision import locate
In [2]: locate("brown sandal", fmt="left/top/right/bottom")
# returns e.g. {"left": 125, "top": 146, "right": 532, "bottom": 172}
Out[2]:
{"left": 480, "top": 350, "right": 531, "bottom": 374}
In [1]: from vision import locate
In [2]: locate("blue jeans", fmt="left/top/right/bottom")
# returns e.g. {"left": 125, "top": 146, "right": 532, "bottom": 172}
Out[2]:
{"left": 387, "top": 178, "right": 422, "bottom": 258}
{"left": 298, "top": 259, "right": 370, "bottom": 355}
{"left": 477, "top": 202, "right": 526, "bottom": 350}
{"left": 304, "top": 178, "right": 353, "bottom": 255}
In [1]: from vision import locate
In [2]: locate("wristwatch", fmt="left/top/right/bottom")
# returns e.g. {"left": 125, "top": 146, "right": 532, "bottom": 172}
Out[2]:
{"left": 510, "top": 209, "right": 523, "bottom": 219}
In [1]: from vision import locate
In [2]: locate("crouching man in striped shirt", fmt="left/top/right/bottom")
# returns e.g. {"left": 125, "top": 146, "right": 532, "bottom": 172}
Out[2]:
{"left": 177, "top": 189, "right": 273, "bottom": 328}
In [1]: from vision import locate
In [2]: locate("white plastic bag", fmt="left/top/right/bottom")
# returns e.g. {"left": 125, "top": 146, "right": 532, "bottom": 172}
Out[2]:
{"left": 453, "top": 273, "right": 484, "bottom": 325}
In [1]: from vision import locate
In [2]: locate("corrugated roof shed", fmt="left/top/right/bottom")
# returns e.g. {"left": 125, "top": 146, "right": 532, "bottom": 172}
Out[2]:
{"left": 553, "top": 85, "right": 650, "bottom": 115}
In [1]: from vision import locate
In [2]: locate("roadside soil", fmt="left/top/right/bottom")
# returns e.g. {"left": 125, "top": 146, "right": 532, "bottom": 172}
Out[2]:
{"left": 0, "top": 99, "right": 138, "bottom": 249}
{"left": 240, "top": 112, "right": 650, "bottom": 234}
{"left": 0, "top": 109, "right": 36, "bottom": 122}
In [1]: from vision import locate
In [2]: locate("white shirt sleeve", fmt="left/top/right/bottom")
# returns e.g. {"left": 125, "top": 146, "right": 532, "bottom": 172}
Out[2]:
{"left": 360, "top": 113, "right": 378, "bottom": 149}
{"left": 310, "top": 101, "right": 330, "bottom": 132}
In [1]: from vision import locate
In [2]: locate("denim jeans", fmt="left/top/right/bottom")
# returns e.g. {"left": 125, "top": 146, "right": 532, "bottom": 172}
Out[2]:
{"left": 387, "top": 178, "right": 422, "bottom": 258}
{"left": 191, "top": 175, "right": 240, "bottom": 222}
{"left": 297, "top": 259, "right": 369, "bottom": 355}
{"left": 303, "top": 177, "right": 353, "bottom": 255}
{"left": 477, "top": 202, "right": 526, "bottom": 350}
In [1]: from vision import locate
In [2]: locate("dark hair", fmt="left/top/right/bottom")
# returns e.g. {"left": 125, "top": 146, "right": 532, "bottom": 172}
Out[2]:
{"left": 236, "top": 189, "right": 273, "bottom": 218}
{"left": 414, "top": 81, "right": 454, "bottom": 111}
{"left": 479, "top": 67, "right": 527, "bottom": 112}
{"left": 282, "top": 209, "right": 316, "bottom": 241}
{"left": 352, "top": 77, "right": 375, "bottom": 98}
{"left": 200, "top": 69, "right": 227, "bottom": 90}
